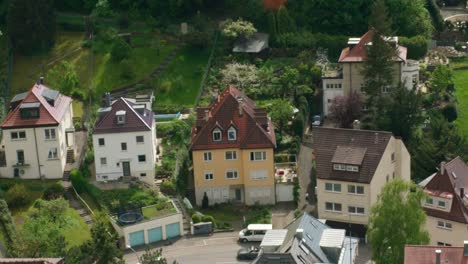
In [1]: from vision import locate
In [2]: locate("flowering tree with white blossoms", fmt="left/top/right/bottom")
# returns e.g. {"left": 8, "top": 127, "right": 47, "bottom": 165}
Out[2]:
{"left": 221, "top": 19, "right": 257, "bottom": 40}
{"left": 220, "top": 62, "right": 259, "bottom": 90}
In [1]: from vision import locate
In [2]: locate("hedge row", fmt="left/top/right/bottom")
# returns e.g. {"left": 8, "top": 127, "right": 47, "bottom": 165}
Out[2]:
{"left": 399, "top": 35, "right": 429, "bottom": 60}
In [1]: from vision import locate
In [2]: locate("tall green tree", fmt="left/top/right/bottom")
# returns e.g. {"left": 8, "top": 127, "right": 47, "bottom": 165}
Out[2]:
{"left": 140, "top": 248, "right": 177, "bottom": 264}
{"left": 268, "top": 99, "right": 294, "bottom": 132}
{"left": 46, "top": 61, "right": 80, "bottom": 95}
{"left": 368, "top": 179, "right": 429, "bottom": 264}
{"left": 0, "top": 199, "right": 17, "bottom": 255}
{"left": 7, "top": 0, "right": 56, "bottom": 54}
{"left": 276, "top": 6, "right": 296, "bottom": 34}
{"left": 428, "top": 64, "right": 454, "bottom": 103}
{"left": 87, "top": 212, "right": 124, "bottom": 264}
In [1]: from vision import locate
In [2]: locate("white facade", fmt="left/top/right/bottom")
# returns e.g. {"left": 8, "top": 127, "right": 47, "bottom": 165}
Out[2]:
{"left": 0, "top": 106, "right": 73, "bottom": 179}
{"left": 93, "top": 125, "right": 157, "bottom": 185}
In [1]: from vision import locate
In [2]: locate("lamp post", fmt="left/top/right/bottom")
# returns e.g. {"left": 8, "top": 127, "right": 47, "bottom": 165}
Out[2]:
{"left": 126, "top": 244, "right": 141, "bottom": 264}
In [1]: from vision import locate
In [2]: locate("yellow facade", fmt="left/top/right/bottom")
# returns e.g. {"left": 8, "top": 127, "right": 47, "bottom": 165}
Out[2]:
{"left": 425, "top": 216, "right": 468, "bottom": 246}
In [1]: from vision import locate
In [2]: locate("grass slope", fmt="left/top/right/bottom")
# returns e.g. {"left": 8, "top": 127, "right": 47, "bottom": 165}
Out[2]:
{"left": 452, "top": 68, "right": 468, "bottom": 138}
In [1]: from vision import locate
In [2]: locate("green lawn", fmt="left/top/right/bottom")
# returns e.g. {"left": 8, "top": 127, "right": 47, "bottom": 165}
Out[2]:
{"left": 200, "top": 204, "right": 245, "bottom": 224}
{"left": 452, "top": 67, "right": 468, "bottom": 138}
{"left": 72, "top": 101, "right": 84, "bottom": 118}
{"left": 62, "top": 208, "right": 91, "bottom": 248}
{"left": 142, "top": 202, "right": 177, "bottom": 219}
{"left": 155, "top": 46, "right": 211, "bottom": 106}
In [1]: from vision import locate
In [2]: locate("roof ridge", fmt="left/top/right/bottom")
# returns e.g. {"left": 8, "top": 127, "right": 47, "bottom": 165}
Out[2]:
{"left": 121, "top": 97, "right": 151, "bottom": 130}
{"left": 32, "top": 85, "right": 60, "bottom": 123}
{"left": 314, "top": 127, "right": 393, "bottom": 135}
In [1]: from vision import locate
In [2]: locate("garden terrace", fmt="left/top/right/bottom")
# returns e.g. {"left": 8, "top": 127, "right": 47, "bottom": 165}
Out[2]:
{"left": 112, "top": 200, "right": 178, "bottom": 227}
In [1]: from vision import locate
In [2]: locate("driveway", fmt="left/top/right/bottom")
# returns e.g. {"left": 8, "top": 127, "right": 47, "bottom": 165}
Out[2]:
{"left": 124, "top": 233, "right": 259, "bottom": 264}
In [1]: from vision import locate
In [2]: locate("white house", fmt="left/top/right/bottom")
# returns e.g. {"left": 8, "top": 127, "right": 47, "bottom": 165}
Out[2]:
{"left": 92, "top": 96, "right": 156, "bottom": 185}
{"left": 0, "top": 81, "right": 74, "bottom": 179}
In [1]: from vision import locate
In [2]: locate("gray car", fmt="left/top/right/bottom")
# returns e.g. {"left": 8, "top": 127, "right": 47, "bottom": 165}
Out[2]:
{"left": 237, "top": 246, "right": 260, "bottom": 260}
{"left": 312, "top": 115, "right": 322, "bottom": 126}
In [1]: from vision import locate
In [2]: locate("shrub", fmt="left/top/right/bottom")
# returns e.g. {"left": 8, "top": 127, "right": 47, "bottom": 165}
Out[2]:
{"left": 43, "top": 183, "right": 65, "bottom": 200}
{"left": 192, "top": 213, "right": 201, "bottom": 223}
{"left": 201, "top": 214, "right": 215, "bottom": 224}
{"left": 399, "top": 35, "right": 428, "bottom": 60}
{"left": 6, "top": 184, "right": 29, "bottom": 208}
{"left": 70, "top": 169, "right": 87, "bottom": 193}
{"left": 160, "top": 181, "right": 176, "bottom": 195}
{"left": 111, "top": 38, "right": 131, "bottom": 62}
{"left": 442, "top": 103, "right": 458, "bottom": 122}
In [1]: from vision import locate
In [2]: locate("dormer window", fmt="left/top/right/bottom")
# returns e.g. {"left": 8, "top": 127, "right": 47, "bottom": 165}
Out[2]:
{"left": 116, "top": 110, "right": 126, "bottom": 125}
{"left": 333, "top": 164, "right": 346, "bottom": 171}
{"left": 227, "top": 126, "right": 237, "bottom": 141}
{"left": 213, "top": 128, "right": 222, "bottom": 141}
{"left": 19, "top": 102, "right": 40, "bottom": 119}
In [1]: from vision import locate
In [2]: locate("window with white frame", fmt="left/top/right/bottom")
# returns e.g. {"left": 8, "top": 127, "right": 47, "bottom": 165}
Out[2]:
{"left": 391, "top": 152, "right": 395, "bottom": 162}
{"left": 325, "top": 202, "right": 342, "bottom": 212}
{"left": 225, "top": 151, "right": 237, "bottom": 160}
{"left": 333, "top": 164, "right": 346, "bottom": 171}
{"left": 346, "top": 165, "right": 359, "bottom": 172}
{"left": 47, "top": 148, "right": 58, "bottom": 159}
{"left": 437, "top": 221, "right": 452, "bottom": 230}
{"left": 348, "top": 185, "right": 364, "bottom": 194}
{"left": 437, "top": 242, "right": 452, "bottom": 246}
{"left": 250, "top": 151, "right": 266, "bottom": 161}
{"left": 382, "top": 86, "right": 392, "bottom": 93}
{"left": 438, "top": 200, "right": 446, "bottom": 208}
{"left": 213, "top": 128, "right": 222, "bottom": 141}
{"left": 348, "top": 206, "right": 365, "bottom": 215}
{"left": 227, "top": 127, "right": 237, "bottom": 141}
{"left": 11, "top": 131, "right": 26, "bottom": 140}
{"left": 44, "top": 129, "right": 56, "bottom": 140}
{"left": 250, "top": 170, "right": 268, "bottom": 180}
{"left": 426, "top": 197, "right": 433, "bottom": 206}
{"left": 204, "top": 171, "right": 214, "bottom": 181}
{"left": 98, "top": 138, "right": 105, "bottom": 146}
{"left": 203, "top": 152, "right": 212, "bottom": 161}
{"left": 138, "top": 155, "right": 146, "bottom": 162}
{"left": 136, "top": 136, "right": 144, "bottom": 143}
{"left": 325, "top": 183, "right": 341, "bottom": 192}
{"left": 226, "top": 170, "right": 238, "bottom": 179}
{"left": 100, "top": 157, "right": 107, "bottom": 165}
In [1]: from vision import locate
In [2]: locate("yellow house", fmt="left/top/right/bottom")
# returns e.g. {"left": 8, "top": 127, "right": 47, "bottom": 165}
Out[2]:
{"left": 313, "top": 127, "right": 411, "bottom": 236}
{"left": 190, "top": 85, "right": 276, "bottom": 206}
{"left": 419, "top": 157, "right": 468, "bottom": 247}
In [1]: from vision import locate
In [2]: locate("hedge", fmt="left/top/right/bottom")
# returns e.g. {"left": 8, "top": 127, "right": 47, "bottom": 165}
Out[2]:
{"left": 399, "top": 35, "right": 429, "bottom": 60}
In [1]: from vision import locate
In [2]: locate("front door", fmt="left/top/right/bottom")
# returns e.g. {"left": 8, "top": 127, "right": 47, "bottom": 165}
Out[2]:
{"left": 235, "top": 189, "right": 241, "bottom": 201}
{"left": 122, "top": 161, "right": 131, "bottom": 177}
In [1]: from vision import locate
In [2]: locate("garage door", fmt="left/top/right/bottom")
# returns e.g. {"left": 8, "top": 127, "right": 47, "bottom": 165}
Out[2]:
{"left": 165, "top": 222, "right": 181, "bottom": 239}
{"left": 148, "top": 227, "right": 162, "bottom": 243}
{"left": 129, "top": 230, "right": 145, "bottom": 247}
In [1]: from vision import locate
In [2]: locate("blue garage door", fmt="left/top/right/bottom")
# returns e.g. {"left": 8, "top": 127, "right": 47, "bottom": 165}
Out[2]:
{"left": 165, "top": 222, "right": 181, "bottom": 239}
{"left": 129, "top": 230, "right": 145, "bottom": 247}
{"left": 148, "top": 227, "right": 162, "bottom": 243}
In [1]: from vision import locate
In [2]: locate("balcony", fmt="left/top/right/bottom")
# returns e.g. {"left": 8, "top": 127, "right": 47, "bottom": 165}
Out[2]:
{"left": 12, "top": 161, "right": 30, "bottom": 167}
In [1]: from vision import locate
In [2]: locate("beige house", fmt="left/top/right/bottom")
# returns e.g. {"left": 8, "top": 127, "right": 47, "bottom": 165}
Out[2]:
{"left": 419, "top": 157, "right": 468, "bottom": 247}
{"left": 322, "top": 29, "right": 419, "bottom": 116}
{"left": 190, "top": 85, "right": 276, "bottom": 206}
{"left": 313, "top": 127, "right": 410, "bottom": 235}
{"left": 0, "top": 81, "right": 74, "bottom": 179}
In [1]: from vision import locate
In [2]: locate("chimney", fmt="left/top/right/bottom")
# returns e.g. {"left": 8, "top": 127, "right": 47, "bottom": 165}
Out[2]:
{"left": 105, "top": 92, "right": 111, "bottom": 107}
{"left": 440, "top": 162, "right": 446, "bottom": 175}
{"left": 295, "top": 229, "right": 304, "bottom": 240}
{"left": 374, "top": 133, "right": 379, "bottom": 144}
{"left": 38, "top": 76, "right": 44, "bottom": 85}
{"left": 238, "top": 98, "right": 243, "bottom": 116}
{"left": 204, "top": 109, "right": 209, "bottom": 121}
{"left": 464, "top": 240, "right": 468, "bottom": 256}
{"left": 461, "top": 187, "right": 465, "bottom": 199}
{"left": 435, "top": 249, "right": 441, "bottom": 264}
{"left": 352, "top": 120, "right": 361, "bottom": 130}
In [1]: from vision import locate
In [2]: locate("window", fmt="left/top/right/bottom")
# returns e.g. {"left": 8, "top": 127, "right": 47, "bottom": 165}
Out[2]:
{"left": 138, "top": 155, "right": 146, "bottom": 162}
{"left": 17, "top": 150, "right": 25, "bottom": 164}
{"left": 225, "top": 151, "right": 237, "bottom": 160}
{"left": 386, "top": 174, "right": 389, "bottom": 183}
{"left": 136, "top": 136, "right": 144, "bottom": 143}
{"left": 391, "top": 152, "right": 395, "bottom": 162}
{"left": 213, "top": 128, "right": 222, "bottom": 141}
{"left": 325, "top": 202, "right": 342, "bottom": 212}
{"left": 121, "top": 142, "right": 127, "bottom": 151}
{"left": 326, "top": 84, "right": 331, "bottom": 89}
{"left": 100, "top": 157, "right": 107, "bottom": 165}
{"left": 327, "top": 99, "right": 332, "bottom": 103}
{"left": 227, "top": 127, "right": 237, "bottom": 141}
{"left": 44, "top": 129, "right": 56, "bottom": 140}
{"left": 204, "top": 171, "right": 214, "bottom": 181}
{"left": 140, "top": 173, "right": 146, "bottom": 177}
{"left": 98, "top": 138, "right": 105, "bottom": 146}
{"left": 362, "top": 104, "right": 369, "bottom": 111}
{"left": 438, "top": 200, "right": 446, "bottom": 208}
{"left": 20, "top": 108, "right": 39, "bottom": 119}
{"left": 426, "top": 197, "right": 433, "bottom": 205}
{"left": 11, "top": 131, "right": 26, "bottom": 140}
{"left": 437, "top": 221, "right": 452, "bottom": 230}
{"left": 348, "top": 206, "right": 365, "bottom": 215}
{"left": 47, "top": 148, "right": 58, "bottom": 159}
{"left": 346, "top": 165, "right": 359, "bottom": 172}
{"left": 250, "top": 151, "right": 266, "bottom": 161}
{"left": 250, "top": 170, "right": 268, "bottom": 180}
{"left": 325, "top": 183, "right": 341, "bottom": 193}
{"left": 348, "top": 185, "right": 364, "bottom": 194}
{"left": 333, "top": 164, "right": 346, "bottom": 171}
{"left": 437, "top": 242, "right": 452, "bottom": 246}
{"left": 203, "top": 152, "right": 212, "bottom": 161}
{"left": 226, "top": 170, "right": 238, "bottom": 179}
{"left": 382, "top": 86, "right": 392, "bottom": 93}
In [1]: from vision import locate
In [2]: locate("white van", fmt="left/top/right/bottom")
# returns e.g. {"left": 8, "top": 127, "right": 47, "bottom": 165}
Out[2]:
{"left": 238, "top": 224, "right": 273, "bottom": 242}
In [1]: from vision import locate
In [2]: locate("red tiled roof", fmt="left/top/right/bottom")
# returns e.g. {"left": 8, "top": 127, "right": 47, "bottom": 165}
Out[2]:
{"left": 0, "top": 84, "right": 72, "bottom": 129}
{"left": 404, "top": 245, "right": 468, "bottom": 264}
{"left": 93, "top": 98, "right": 153, "bottom": 134}
{"left": 338, "top": 29, "right": 407, "bottom": 63}
{"left": 190, "top": 85, "right": 276, "bottom": 150}
{"left": 423, "top": 157, "right": 468, "bottom": 224}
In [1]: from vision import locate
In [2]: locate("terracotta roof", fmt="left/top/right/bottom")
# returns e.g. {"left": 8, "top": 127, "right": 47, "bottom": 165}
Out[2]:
{"left": 338, "top": 29, "right": 407, "bottom": 63}
{"left": 331, "top": 146, "right": 367, "bottom": 165}
{"left": 423, "top": 157, "right": 468, "bottom": 224}
{"left": 93, "top": 98, "right": 153, "bottom": 134}
{"left": 0, "top": 258, "right": 64, "bottom": 264}
{"left": 312, "top": 127, "right": 393, "bottom": 183}
{"left": 0, "top": 84, "right": 72, "bottom": 129}
{"left": 404, "top": 245, "right": 468, "bottom": 264}
{"left": 190, "top": 85, "right": 276, "bottom": 150}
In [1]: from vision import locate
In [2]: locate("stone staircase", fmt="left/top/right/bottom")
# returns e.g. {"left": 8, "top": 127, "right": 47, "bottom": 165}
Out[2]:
{"left": 172, "top": 198, "right": 191, "bottom": 235}
{"left": 62, "top": 171, "right": 94, "bottom": 225}
{"left": 66, "top": 149, "right": 75, "bottom": 164}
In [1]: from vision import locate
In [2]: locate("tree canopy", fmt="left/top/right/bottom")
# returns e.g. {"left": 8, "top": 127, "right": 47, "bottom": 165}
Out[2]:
{"left": 46, "top": 61, "right": 80, "bottom": 96}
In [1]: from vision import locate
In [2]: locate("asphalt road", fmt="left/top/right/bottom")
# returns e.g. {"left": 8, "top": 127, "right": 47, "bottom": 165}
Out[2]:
{"left": 124, "top": 232, "right": 259, "bottom": 264}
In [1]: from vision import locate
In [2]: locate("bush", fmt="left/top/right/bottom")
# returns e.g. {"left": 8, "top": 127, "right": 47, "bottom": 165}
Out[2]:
{"left": 43, "top": 183, "right": 65, "bottom": 200}
{"left": 111, "top": 38, "right": 131, "bottom": 62}
{"left": 399, "top": 35, "right": 428, "bottom": 60}
{"left": 192, "top": 213, "right": 201, "bottom": 223}
{"left": 246, "top": 205, "right": 271, "bottom": 224}
{"left": 442, "top": 103, "right": 458, "bottom": 122}
{"left": 160, "top": 181, "right": 176, "bottom": 195}
{"left": 70, "top": 169, "right": 87, "bottom": 194}
{"left": 6, "top": 184, "right": 29, "bottom": 208}
{"left": 201, "top": 214, "right": 215, "bottom": 224}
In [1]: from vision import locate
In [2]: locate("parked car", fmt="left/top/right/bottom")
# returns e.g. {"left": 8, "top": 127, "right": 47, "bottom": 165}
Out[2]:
{"left": 238, "top": 224, "right": 272, "bottom": 242}
{"left": 312, "top": 115, "right": 322, "bottom": 126}
{"left": 237, "top": 246, "right": 260, "bottom": 260}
